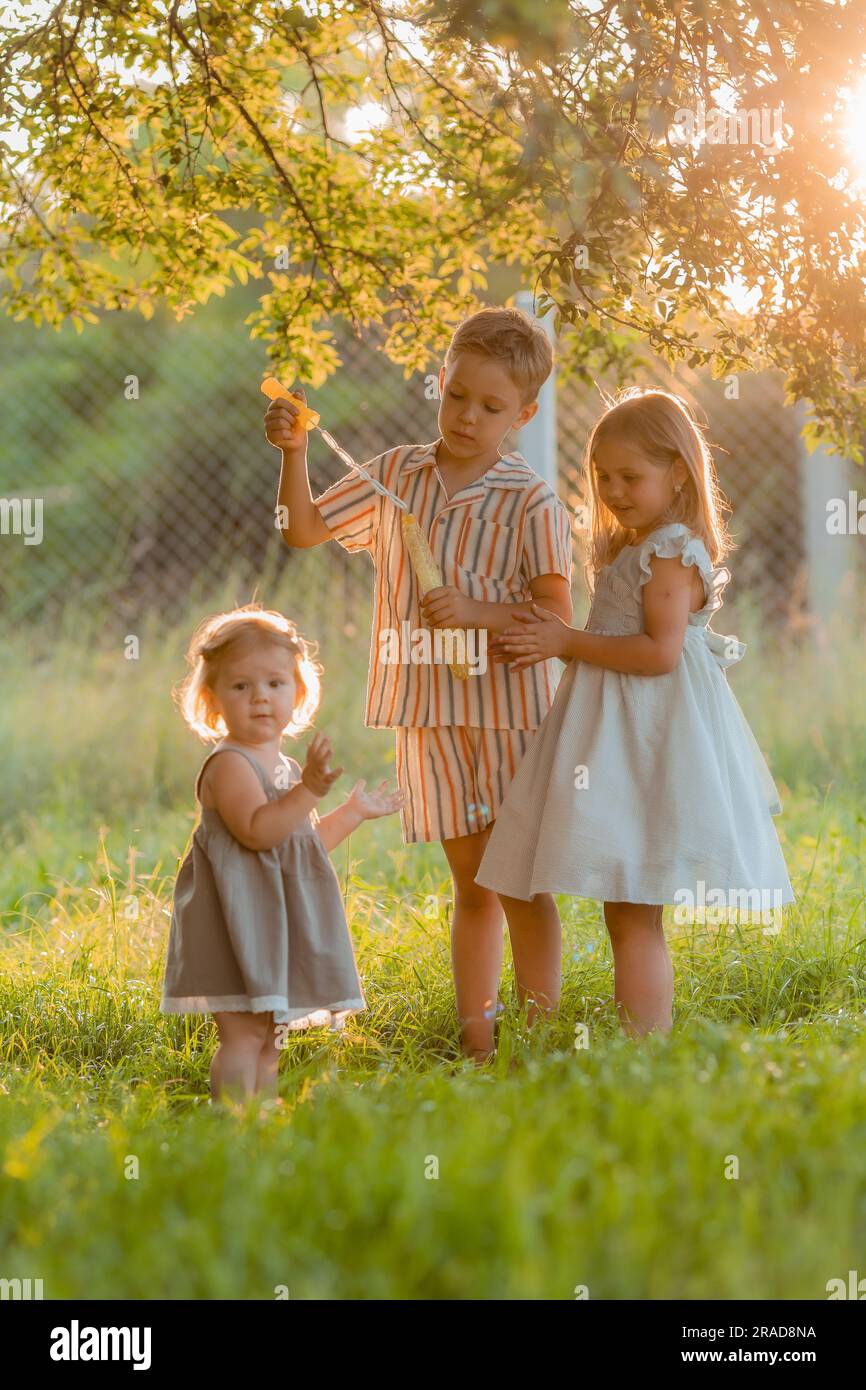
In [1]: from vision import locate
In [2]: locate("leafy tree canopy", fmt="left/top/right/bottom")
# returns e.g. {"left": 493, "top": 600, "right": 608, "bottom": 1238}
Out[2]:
{"left": 2, "top": 0, "right": 865, "bottom": 456}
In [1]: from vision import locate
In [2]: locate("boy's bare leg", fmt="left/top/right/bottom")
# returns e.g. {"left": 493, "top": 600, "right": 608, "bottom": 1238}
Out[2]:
{"left": 603, "top": 902, "right": 674, "bottom": 1036}
{"left": 256, "top": 1012, "right": 281, "bottom": 1098}
{"left": 441, "top": 828, "right": 504, "bottom": 1064}
{"left": 498, "top": 889, "right": 562, "bottom": 1027}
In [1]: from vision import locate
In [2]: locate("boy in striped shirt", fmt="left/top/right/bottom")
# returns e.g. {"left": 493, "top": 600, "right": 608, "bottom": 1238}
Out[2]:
{"left": 267, "top": 307, "right": 573, "bottom": 1063}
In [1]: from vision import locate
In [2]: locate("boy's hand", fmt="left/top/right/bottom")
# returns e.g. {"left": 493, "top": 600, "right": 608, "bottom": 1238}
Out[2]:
{"left": 344, "top": 777, "right": 405, "bottom": 821}
{"left": 265, "top": 387, "right": 308, "bottom": 454}
{"left": 420, "top": 586, "right": 476, "bottom": 628}
{"left": 489, "top": 604, "right": 572, "bottom": 668}
{"left": 301, "top": 731, "right": 343, "bottom": 797}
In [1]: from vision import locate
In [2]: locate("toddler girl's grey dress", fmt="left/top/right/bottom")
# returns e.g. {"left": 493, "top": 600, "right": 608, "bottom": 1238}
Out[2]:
{"left": 475, "top": 523, "right": 795, "bottom": 916}
{"left": 160, "top": 739, "right": 365, "bottom": 1029}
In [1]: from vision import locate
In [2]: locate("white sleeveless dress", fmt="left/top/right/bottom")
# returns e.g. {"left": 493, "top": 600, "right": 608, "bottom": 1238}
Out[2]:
{"left": 474, "top": 523, "right": 795, "bottom": 912}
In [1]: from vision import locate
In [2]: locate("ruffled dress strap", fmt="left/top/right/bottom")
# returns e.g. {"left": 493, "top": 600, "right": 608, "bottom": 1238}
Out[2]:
{"left": 634, "top": 523, "right": 746, "bottom": 669}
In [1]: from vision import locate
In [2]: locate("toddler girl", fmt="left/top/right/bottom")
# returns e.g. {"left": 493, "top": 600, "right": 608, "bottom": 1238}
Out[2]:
{"left": 475, "top": 388, "right": 795, "bottom": 1036}
{"left": 160, "top": 603, "right": 403, "bottom": 1100}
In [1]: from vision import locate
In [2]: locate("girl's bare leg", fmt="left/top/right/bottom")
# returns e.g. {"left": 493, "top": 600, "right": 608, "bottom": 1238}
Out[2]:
{"left": 603, "top": 902, "right": 673, "bottom": 1036}
{"left": 499, "top": 890, "right": 562, "bottom": 1027}
{"left": 211, "top": 1010, "right": 273, "bottom": 1101}
{"left": 441, "top": 829, "right": 505, "bottom": 1064}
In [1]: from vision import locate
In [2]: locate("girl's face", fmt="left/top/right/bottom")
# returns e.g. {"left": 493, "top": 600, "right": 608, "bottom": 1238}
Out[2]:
{"left": 593, "top": 436, "right": 685, "bottom": 539}
{"left": 209, "top": 642, "right": 301, "bottom": 744}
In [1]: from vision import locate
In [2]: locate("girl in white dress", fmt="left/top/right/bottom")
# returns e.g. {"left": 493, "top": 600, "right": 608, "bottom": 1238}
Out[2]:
{"left": 474, "top": 387, "right": 794, "bottom": 1037}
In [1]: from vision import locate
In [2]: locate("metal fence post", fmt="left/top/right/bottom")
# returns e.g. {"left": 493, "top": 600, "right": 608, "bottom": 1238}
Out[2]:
{"left": 514, "top": 290, "right": 558, "bottom": 493}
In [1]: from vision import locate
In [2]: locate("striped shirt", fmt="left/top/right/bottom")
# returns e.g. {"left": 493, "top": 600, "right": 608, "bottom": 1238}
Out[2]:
{"left": 312, "top": 439, "right": 574, "bottom": 729}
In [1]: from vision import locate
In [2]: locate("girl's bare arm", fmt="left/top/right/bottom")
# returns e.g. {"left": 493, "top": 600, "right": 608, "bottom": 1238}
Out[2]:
{"left": 203, "top": 751, "right": 322, "bottom": 851}
{"left": 315, "top": 801, "right": 365, "bottom": 853}
{"left": 562, "top": 556, "right": 695, "bottom": 674}
{"left": 495, "top": 556, "right": 697, "bottom": 676}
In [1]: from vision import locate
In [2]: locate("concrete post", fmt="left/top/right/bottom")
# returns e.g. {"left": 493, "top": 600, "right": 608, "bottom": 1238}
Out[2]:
{"left": 514, "top": 290, "right": 558, "bottom": 492}
{"left": 796, "top": 400, "right": 856, "bottom": 630}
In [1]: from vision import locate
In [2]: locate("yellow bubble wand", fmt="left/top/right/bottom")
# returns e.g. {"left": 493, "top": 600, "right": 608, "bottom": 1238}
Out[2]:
{"left": 262, "top": 377, "right": 470, "bottom": 679}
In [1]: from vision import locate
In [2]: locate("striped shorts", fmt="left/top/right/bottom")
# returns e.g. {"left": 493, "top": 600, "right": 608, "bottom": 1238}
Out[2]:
{"left": 394, "top": 725, "right": 536, "bottom": 843}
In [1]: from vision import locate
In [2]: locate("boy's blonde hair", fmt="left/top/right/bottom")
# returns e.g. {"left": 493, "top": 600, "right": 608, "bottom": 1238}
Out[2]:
{"left": 174, "top": 603, "right": 322, "bottom": 742}
{"left": 583, "top": 387, "right": 733, "bottom": 582}
{"left": 446, "top": 306, "right": 554, "bottom": 405}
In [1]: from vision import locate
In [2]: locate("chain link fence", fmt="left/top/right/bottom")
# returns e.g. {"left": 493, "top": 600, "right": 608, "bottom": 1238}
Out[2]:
{"left": 1, "top": 294, "right": 862, "bottom": 646}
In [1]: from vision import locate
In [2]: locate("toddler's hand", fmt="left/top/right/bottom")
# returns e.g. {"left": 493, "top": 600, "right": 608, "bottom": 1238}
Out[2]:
{"left": 265, "top": 386, "right": 309, "bottom": 454}
{"left": 301, "top": 731, "right": 343, "bottom": 797}
{"left": 490, "top": 604, "right": 571, "bottom": 669}
{"left": 345, "top": 777, "right": 405, "bottom": 821}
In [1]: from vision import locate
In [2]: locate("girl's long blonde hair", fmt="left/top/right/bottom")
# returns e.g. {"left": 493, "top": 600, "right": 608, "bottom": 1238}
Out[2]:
{"left": 173, "top": 603, "right": 322, "bottom": 742}
{"left": 582, "top": 387, "right": 733, "bottom": 588}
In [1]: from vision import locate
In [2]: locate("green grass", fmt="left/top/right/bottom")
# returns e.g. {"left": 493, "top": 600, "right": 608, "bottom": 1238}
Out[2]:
{"left": 1, "top": 789, "right": 864, "bottom": 1299}
{"left": 1, "top": 591, "right": 864, "bottom": 1298}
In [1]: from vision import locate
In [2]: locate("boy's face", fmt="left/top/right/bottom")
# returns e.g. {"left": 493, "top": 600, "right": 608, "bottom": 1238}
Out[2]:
{"left": 437, "top": 351, "right": 537, "bottom": 461}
